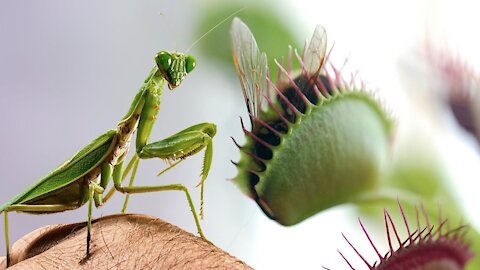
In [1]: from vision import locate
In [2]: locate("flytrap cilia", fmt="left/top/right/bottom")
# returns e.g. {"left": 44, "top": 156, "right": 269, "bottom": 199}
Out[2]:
{"left": 230, "top": 18, "right": 392, "bottom": 226}
{"left": 0, "top": 50, "right": 216, "bottom": 266}
{"left": 329, "top": 202, "right": 473, "bottom": 269}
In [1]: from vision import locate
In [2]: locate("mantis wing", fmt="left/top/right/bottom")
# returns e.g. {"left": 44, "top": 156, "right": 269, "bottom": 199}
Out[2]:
{"left": 0, "top": 130, "right": 117, "bottom": 212}
{"left": 303, "top": 24, "right": 327, "bottom": 76}
{"left": 231, "top": 18, "right": 269, "bottom": 124}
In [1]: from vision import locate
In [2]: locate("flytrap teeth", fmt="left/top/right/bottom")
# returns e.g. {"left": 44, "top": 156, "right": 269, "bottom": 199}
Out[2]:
{"left": 264, "top": 94, "right": 291, "bottom": 128}
{"left": 270, "top": 52, "right": 351, "bottom": 122}
{"left": 231, "top": 137, "right": 267, "bottom": 171}
{"left": 249, "top": 114, "right": 283, "bottom": 138}
{"left": 268, "top": 76, "right": 302, "bottom": 120}
{"left": 275, "top": 59, "right": 313, "bottom": 108}
{"left": 244, "top": 128, "right": 274, "bottom": 149}
{"left": 231, "top": 136, "right": 243, "bottom": 149}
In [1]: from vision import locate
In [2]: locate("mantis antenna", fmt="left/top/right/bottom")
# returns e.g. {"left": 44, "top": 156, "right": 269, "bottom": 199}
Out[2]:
{"left": 185, "top": 7, "right": 247, "bottom": 53}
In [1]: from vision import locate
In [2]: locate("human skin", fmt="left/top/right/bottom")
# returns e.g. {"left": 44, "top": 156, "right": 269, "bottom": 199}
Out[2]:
{"left": 0, "top": 214, "right": 252, "bottom": 270}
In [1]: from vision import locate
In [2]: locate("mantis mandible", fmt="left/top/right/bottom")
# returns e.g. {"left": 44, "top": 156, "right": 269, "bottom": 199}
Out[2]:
{"left": 0, "top": 50, "right": 216, "bottom": 266}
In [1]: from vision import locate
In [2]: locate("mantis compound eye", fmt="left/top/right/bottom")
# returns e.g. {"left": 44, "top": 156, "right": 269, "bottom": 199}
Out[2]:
{"left": 185, "top": 55, "right": 196, "bottom": 73}
{"left": 155, "top": 51, "right": 172, "bottom": 72}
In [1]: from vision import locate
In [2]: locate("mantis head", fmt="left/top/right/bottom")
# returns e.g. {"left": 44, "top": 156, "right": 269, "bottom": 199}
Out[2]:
{"left": 155, "top": 51, "right": 196, "bottom": 90}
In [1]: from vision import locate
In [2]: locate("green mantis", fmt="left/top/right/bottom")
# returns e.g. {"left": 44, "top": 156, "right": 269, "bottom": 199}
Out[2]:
{"left": 0, "top": 50, "right": 216, "bottom": 266}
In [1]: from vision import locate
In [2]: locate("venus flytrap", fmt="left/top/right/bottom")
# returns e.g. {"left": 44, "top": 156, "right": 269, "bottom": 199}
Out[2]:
{"left": 230, "top": 18, "right": 392, "bottom": 226}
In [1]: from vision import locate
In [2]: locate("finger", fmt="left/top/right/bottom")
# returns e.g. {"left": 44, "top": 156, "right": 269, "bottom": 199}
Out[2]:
{"left": 5, "top": 214, "right": 252, "bottom": 269}
{"left": 9, "top": 223, "right": 80, "bottom": 267}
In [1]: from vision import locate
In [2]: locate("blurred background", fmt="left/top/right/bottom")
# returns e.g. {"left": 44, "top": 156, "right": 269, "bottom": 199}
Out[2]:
{"left": 1, "top": 0, "right": 479, "bottom": 269}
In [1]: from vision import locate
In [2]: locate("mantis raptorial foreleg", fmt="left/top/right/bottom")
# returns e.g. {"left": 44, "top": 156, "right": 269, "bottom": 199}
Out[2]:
{"left": 119, "top": 122, "right": 215, "bottom": 217}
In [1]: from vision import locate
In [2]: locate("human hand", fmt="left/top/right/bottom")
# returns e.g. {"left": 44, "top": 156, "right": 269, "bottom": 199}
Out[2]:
{"left": 0, "top": 214, "right": 251, "bottom": 269}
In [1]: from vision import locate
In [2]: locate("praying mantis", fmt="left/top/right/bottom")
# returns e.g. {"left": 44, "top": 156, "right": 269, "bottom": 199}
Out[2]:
{"left": 0, "top": 50, "right": 216, "bottom": 266}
